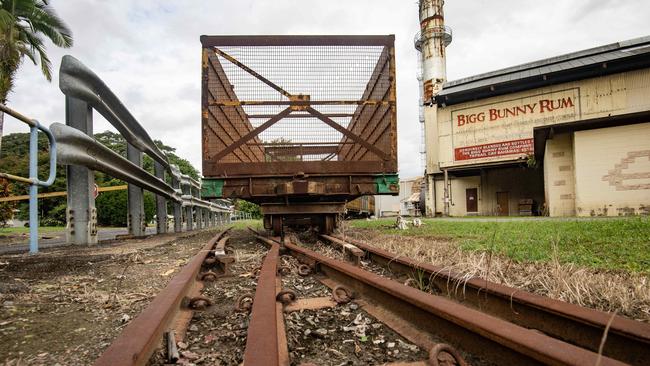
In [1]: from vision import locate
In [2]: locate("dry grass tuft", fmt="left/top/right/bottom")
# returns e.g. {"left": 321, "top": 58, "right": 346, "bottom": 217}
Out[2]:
{"left": 346, "top": 229, "right": 650, "bottom": 323}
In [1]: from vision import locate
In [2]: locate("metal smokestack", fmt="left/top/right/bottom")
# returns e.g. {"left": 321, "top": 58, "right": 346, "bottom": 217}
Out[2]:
{"left": 416, "top": 0, "right": 452, "bottom": 104}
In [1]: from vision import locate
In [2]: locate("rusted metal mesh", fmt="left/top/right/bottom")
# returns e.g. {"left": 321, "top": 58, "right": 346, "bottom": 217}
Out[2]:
{"left": 203, "top": 37, "right": 395, "bottom": 170}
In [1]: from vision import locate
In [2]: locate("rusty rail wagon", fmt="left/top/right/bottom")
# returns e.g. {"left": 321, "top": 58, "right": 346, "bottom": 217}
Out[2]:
{"left": 200, "top": 35, "right": 398, "bottom": 234}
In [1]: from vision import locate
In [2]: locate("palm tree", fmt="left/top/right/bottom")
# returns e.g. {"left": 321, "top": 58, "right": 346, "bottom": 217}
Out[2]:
{"left": 0, "top": 0, "right": 72, "bottom": 150}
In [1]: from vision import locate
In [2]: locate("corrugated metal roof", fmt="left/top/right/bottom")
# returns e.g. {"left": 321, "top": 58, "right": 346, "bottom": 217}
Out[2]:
{"left": 436, "top": 36, "right": 650, "bottom": 105}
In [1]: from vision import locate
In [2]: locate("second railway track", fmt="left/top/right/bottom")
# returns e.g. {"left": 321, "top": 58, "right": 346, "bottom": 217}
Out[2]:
{"left": 93, "top": 227, "right": 650, "bottom": 366}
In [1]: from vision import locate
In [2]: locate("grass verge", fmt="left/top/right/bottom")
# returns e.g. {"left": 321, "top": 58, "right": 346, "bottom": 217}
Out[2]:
{"left": 349, "top": 217, "right": 650, "bottom": 273}
{"left": 0, "top": 226, "right": 66, "bottom": 236}
{"left": 230, "top": 219, "right": 262, "bottom": 232}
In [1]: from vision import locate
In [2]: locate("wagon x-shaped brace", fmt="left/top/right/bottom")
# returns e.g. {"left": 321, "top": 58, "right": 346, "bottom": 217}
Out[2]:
{"left": 209, "top": 47, "right": 392, "bottom": 162}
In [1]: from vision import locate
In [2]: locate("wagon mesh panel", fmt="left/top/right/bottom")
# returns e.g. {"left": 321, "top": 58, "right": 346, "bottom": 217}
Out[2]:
{"left": 202, "top": 36, "right": 396, "bottom": 175}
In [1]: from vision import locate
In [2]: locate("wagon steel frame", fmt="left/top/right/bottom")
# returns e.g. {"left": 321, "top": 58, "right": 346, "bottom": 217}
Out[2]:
{"left": 200, "top": 35, "right": 398, "bottom": 233}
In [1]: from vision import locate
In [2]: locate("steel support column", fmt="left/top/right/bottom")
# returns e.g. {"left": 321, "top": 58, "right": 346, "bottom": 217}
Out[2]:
{"left": 65, "top": 97, "right": 98, "bottom": 245}
{"left": 154, "top": 162, "right": 167, "bottom": 234}
{"left": 127, "top": 143, "right": 145, "bottom": 236}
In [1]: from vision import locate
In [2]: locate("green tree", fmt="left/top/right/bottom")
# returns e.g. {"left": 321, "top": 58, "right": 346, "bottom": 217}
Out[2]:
{"left": 0, "top": 178, "right": 14, "bottom": 226}
{"left": 0, "top": 0, "right": 72, "bottom": 150}
{"left": 235, "top": 199, "right": 261, "bottom": 219}
{"left": 264, "top": 137, "right": 301, "bottom": 162}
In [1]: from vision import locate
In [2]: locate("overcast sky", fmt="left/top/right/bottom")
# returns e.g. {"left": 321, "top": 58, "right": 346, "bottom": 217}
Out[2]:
{"left": 3, "top": 0, "right": 650, "bottom": 179}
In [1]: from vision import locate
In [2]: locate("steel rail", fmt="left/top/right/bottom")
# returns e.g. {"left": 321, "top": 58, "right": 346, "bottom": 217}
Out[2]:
{"left": 331, "top": 235, "right": 650, "bottom": 365}
{"left": 94, "top": 228, "right": 231, "bottom": 366}
{"left": 283, "top": 239, "right": 627, "bottom": 366}
{"left": 243, "top": 238, "right": 281, "bottom": 366}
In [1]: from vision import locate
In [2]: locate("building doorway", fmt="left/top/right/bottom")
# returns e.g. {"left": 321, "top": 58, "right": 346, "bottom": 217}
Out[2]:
{"left": 496, "top": 191, "right": 509, "bottom": 216}
{"left": 466, "top": 188, "right": 478, "bottom": 214}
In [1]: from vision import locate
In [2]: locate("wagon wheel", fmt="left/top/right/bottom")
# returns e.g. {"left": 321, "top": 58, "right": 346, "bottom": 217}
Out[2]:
{"left": 272, "top": 216, "right": 283, "bottom": 236}
{"left": 323, "top": 214, "right": 336, "bottom": 234}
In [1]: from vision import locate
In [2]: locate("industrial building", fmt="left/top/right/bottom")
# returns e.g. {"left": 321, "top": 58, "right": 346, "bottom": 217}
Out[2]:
{"left": 417, "top": 1, "right": 650, "bottom": 217}
{"left": 374, "top": 177, "right": 423, "bottom": 217}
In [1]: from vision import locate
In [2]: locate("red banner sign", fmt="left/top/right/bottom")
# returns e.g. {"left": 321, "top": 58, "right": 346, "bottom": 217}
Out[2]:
{"left": 454, "top": 138, "right": 533, "bottom": 161}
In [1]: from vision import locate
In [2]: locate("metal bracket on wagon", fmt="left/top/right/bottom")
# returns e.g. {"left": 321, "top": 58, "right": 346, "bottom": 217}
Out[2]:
{"left": 375, "top": 174, "right": 399, "bottom": 194}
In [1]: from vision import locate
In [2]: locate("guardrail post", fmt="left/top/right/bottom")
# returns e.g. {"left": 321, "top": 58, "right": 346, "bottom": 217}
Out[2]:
{"left": 171, "top": 174, "right": 182, "bottom": 233}
{"left": 196, "top": 207, "right": 203, "bottom": 230}
{"left": 184, "top": 188, "right": 193, "bottom": 231}
{"left": 154, "top": 162, "right": 167, "bottom": 234}
{"left": 65, "top": 97, "right": 98, "bottom": 245}
{"left": 186, "top": 206, "right": 193, "bottom": 230}
{"left": 127, "top": 143, "right": 145, "bottom": 236}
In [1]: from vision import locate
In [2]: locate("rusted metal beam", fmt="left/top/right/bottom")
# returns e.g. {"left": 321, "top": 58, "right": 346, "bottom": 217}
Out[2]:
{"left": 204, "top": 53, "right": 265, "bottom": 161}
{"left": 94, "top": 228, "right": 231, "bottom": 366}
{"left": 204, "top": 110, "right": 258, "bottom": 163}
{"left": 243, "top": 242, "right": 281, "bottom": 366}
{"left": 213, "top": 47, "right": 292, "bottom": 99}
{"left": 337, "top": 235, "right": 650, "bottom": 365}
{"left": 201, "top": 35, "right": 395, "bottom": 47}
{"left": 283, "top": 241, "right": 627, "bottom": 366}
{"left": 339, "top": 47, "right": 391, "bottom": 159}
{"left": 305, "top": 106, "right": 391, "bottom": 161}
{"left": 211, "top": 107, "right": 293, "bottom": 162}
{"left": 247, "top": 113, "right": 354, "bottom": 119}
{"left": 204, "top": 160, "right": 397, "bottom": 177}
{"left": 265, "top": 145, "right": 338, "bottom": 156}
{"left": 209, "top": 100, "right": 393, "bottom": 107}
{"left": 260, "top": 203, "right": 345, "bottom": 215}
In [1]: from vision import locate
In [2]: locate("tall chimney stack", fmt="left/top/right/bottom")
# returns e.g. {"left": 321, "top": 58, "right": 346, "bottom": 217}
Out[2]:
{"left": 416, "top": 0, "right": 452, "bottom": 104}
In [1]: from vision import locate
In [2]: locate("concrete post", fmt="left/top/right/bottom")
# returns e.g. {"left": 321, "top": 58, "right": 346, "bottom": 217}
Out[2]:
{"left": 154, "top": 162, "right": 168, "bottom": 234}
{"left": 65, "top": 97, "right": 98, "bottom": 245}
{"left": 171, "top": 174, "right": 183, "bottom": 233}
{"left": 186, "top": 206, "right": 194, "bottom": 231}
{"left": 443, "top": 168, "right": 450, "bottom": 217}
{"left": 127, "top": 143, "right": 146, "bottom": 236}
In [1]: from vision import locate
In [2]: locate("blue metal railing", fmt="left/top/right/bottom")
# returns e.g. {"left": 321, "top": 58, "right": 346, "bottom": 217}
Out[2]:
{"left": 0, "top": 104, "right": 57, "bottom": 253}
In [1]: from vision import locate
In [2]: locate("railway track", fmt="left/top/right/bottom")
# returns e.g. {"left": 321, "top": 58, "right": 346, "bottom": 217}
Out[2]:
{"left": 93, "top": 227, "right": 650, "bottom": 365}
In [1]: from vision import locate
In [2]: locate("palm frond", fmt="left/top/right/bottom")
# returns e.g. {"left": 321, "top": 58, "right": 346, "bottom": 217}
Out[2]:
{"left": 29, "top": 3, "right": 72, "bottom": 47}
{"left": 0, "top": 0, "right": 72, "bottom": 92}
{"left": 34, "top": 40, "right": 50, "bottom": 80}
{"left": 0, "top": 9, "right": 15, "bottom": 31}
{"left": 17, "top": 23, "right": 51, "bottom": 80}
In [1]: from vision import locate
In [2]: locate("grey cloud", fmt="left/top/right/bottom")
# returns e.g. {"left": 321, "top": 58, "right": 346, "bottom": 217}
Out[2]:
{"left": 3, "top": 0, "right": 650, "bottom": 179}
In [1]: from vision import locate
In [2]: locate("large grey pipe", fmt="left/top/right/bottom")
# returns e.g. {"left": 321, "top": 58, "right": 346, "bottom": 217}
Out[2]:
{"left": 51, "top": 123, "right": 179, "bottom": 202}
{"left": 59, "top": 55, "right": 169, "bottom": 168}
